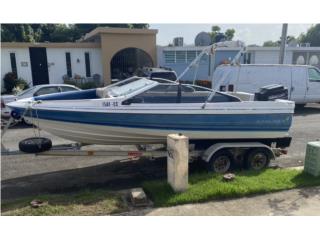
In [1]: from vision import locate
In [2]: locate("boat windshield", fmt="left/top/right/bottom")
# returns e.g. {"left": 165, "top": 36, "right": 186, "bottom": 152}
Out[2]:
{"left": 122, "top": 82, "right": 241, "bottom": 105}
{"left": 106, "top": 78, "right": 155, "bottom": 97}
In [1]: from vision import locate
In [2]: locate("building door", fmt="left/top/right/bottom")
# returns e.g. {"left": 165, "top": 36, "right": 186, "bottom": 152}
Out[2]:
{"left": 29, "top": 47, "right": 49, "bottom": 85}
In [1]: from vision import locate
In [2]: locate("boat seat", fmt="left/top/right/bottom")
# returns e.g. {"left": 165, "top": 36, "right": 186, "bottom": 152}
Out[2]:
{"left": 96, "top": 87, "right": 109, "bottom": 98}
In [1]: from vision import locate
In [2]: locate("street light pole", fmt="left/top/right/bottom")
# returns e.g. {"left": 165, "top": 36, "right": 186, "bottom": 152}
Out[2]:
{"left": 279, "top": 23, "right": 288, "bottom": 64}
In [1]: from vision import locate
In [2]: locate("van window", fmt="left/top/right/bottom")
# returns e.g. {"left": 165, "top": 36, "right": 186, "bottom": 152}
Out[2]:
{"left": 308, "top": 68, "right": 320, "bottom": 82}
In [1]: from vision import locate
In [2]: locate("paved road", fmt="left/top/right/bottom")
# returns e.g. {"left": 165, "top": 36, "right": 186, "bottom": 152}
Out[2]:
{"left": 122, "top": 186, "right": 320, "bottom": 216}
{"left": 1, "top": 103, "right": 320, "bottom": 199}
{"left": 279, "top": 103, "right": 320, "bottom": 166}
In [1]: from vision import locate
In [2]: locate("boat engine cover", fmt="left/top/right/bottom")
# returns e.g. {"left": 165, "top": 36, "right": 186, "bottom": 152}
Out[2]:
{"left": 254, "top": 84, "right": 288, "bottom": 101}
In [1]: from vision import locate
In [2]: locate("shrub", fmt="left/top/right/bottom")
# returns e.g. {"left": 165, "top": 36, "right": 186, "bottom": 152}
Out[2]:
{"left": 3, "top": 72, "right": 17, "bottom": 93}
{"left": 79, "top": 81, "right": 98, "bottom": 89}
{"left": 12, "top": 78, "right": 29, "bottom": 94}
{"left": 3, "top": 72, "right": 29, "bottom": 94}
{"left": 63, "top": 75, "right": 99, "bottom": 90}
{"left": 63, "top": 79, "right": 77, "bottom": 86}
{"left": 15, "top": 78, "right": 29, "bottom": 90}
{"left": 62, "top": 74, "right": 70, "bottom": 82}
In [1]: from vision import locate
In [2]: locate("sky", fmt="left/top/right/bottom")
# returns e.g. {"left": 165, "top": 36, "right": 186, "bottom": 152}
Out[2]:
{"left": 150, "top": 24, "right": 313, "bottom": 46}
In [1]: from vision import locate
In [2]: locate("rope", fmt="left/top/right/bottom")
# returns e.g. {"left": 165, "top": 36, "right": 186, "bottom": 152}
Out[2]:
{"left": 30, "top": 101, "right": 41, "bottom": 138}
{"left": 35, "top": 104, "right": 41, "bottom": 138}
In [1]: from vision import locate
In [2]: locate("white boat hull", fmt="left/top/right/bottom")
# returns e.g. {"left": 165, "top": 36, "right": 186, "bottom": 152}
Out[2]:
{"left": 25, "top": 117, "right": 291, "bottom": 145}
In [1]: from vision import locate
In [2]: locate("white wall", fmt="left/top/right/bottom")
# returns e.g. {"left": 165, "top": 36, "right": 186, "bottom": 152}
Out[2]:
{"left": 46, "top": 48, "right": 103, "bottom": 84}
{"left": 253, "top": 50, "right": 293, "bottom": 64}
{"left": 1, "top": 48, "right": 33, "bottom": 90}
{"left": 1, "top": 47, "right": 103, "bottom": 90}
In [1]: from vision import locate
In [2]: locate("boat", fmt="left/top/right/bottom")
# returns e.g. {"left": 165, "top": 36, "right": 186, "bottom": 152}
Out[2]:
{"left": 7, "top": 76, "right": 295, "bottom": 146}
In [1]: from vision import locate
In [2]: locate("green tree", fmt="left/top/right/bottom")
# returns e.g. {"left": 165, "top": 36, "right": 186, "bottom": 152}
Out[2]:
{"left": 209, "top": 25, "right": 221, "bottom": 43}
{"left": 263, "top": 35, "right": 297, "bottom": 47}
{"left": 263, "top": 40, "right": 280, "bottom": 47}
{"left": 1, "top": 24, "right": 149, "bottom": 42}
{"left": 225, "top": 29, "right": 235, "bottom": 41}
{"left": 286, "top": 35, "right": 296, "bottom": 43}
{"left": 211, "top": 25, "right": 221, "bottom": 32}
{"left": 1, "top": 24, "right": 37, "bottom": 42}
{"left": 209, "top": 25, "right": 235, "bottom": 43}
{"left": 299, "top": 24, "right": 320, "bottom": 46}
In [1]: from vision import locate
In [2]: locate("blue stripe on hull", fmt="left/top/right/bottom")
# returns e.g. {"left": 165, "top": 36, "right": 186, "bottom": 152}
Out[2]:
{"left": 18, "top": 108, "right": 292, "bottom": 131}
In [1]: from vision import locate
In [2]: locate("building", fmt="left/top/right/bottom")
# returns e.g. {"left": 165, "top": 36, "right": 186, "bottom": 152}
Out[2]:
{"left": 1, "top": 27, "right": 158, "bottom": 90}
{"left": 1, "top": 42, "right": 103, "bottom": 87}
{"left": 157, "top": 46, "right": 320, "bottom": 81}
{"left": 2, "top": 26, "right": 320, "bottom": 90}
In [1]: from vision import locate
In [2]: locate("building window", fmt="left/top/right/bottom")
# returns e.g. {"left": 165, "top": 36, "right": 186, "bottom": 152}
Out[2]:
{"left": 197, "top": 51, "right": 208, "bottom": 63}
{"left": 296, "top": 55, "right": 305, "bottom": 65}
{"left": 164, "top": 51, "right": 175, "bottom": 64}
{"left": 85, "top": 52, "right": 91, "bottom": 77}
{"left": 10, "top": 53, "right": 17, "bottom": 76}
{"left": 65, "top": 52, "right": 72, "bottom": 77}
{"left": 309, "top": 55, "right": 319, "bottom": 66}
{"left": 186, "top": 51, "right": 197, "bottom": 62}
{"left": 244, "top": 53, "right": 252, "bottom": 64}
{"left": 176, "top": 51, "right": 186, "bottom": 63}
{"left": 164, "top": 50, "right": 208, "bottom": 64}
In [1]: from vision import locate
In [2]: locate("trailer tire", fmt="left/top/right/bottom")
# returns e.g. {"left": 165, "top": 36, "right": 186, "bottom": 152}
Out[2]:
{"left": 19, "top": 137, "right": 52, "bottom": 153}
{"left": 245, "top": 148, "right": 270, "bottom": 171}
{"left": 22, "top": 118, "right": 33, "bottom": 126}
{"left": 207, "top": 149, "right": 233, "bottom": 173}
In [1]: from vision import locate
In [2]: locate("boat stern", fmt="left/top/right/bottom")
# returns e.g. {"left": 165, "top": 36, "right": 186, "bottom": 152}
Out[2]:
{"left": 275, "top": 99, "right": 295, "bottom": 113}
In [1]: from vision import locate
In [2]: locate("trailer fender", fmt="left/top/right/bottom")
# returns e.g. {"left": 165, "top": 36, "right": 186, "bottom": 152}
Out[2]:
{"left": 201, "top": 142, "right": 275, "bottom": 163}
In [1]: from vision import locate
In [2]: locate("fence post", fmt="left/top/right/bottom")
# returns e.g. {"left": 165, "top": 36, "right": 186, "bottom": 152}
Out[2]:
{"left": 167, "top": 134, "right": 189, "bottom": 192}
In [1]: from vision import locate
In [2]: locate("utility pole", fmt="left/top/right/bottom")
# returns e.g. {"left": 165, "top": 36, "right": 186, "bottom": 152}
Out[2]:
{"left": 279, "top": 23, "right": 288, "bottom": 64}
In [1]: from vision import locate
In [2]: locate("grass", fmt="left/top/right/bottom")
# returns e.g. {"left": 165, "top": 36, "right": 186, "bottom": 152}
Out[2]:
{"left": 1, "top": 189, "right": 128, "bottom": 216}
{"left": 143, "top": 169, "right": 320, "bottom": 207}
{"left": 3, "top": 169, "right": 320, "bottom": 215}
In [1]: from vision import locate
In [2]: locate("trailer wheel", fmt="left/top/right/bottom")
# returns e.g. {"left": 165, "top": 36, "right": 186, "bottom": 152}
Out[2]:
{"left": 245, "top": 148, "right": 270, "bottom": 170}
{"left": 207, "top": 150, "right": 233, "bottom": 173}
{"left": 22, "top": 118, "right": 34, "bottom": 126}
{"left": 19, "top": 137, "right": 52, "bottom": 153}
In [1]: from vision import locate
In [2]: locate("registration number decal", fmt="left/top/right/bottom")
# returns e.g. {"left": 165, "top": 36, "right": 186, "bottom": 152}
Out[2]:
{"left": 102, "top": 102, "right": 118, "bottom": 107}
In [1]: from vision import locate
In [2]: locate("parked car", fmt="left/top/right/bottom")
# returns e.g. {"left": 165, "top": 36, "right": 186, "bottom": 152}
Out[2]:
{"left": 138, "top": 67, "right": 178, "bottom": 81}
{"left": 212, "top": 64, "right": 320, "bottom": 105}
{"left": 111, "top": 67, "right": 178, "bottom": 84}
{"left": 1, "top": 84, "right": 80, "bottom": 119}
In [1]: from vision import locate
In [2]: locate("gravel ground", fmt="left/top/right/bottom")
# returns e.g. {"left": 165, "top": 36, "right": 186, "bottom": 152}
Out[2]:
{"left": 1, "top": 103, "right": 320, "bottom": 200}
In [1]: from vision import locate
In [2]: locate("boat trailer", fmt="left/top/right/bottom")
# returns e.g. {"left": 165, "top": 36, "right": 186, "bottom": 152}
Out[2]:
{"left": 1, "top": 115, "right": 289, "bottom": 173}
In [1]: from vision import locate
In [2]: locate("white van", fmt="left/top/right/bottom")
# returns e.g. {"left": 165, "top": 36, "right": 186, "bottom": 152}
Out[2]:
{"left": 212, "top": 64, "right": 320, "bottom": 104}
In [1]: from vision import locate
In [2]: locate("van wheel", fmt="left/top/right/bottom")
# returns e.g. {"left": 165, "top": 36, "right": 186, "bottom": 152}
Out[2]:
{"left": 245, "top": 148, "right": 270, "bottom": 170}
{"left": 19, "top": 137, "right": 52, "bottom": 153}
{"left": 207, "top": 150, "right": 233, "bottom": 173}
